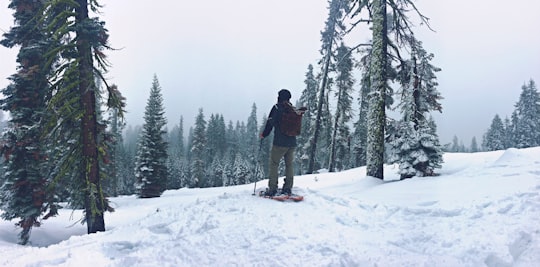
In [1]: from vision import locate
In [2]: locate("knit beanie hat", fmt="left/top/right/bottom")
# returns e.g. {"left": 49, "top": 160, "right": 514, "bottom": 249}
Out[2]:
{"left": 278, "top": 89, "right": 291, "bottom": 102}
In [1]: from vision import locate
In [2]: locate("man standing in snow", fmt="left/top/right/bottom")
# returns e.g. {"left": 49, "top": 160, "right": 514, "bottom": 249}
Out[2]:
{"left": 260, "top": 89, "right": 304, "bottom": 197}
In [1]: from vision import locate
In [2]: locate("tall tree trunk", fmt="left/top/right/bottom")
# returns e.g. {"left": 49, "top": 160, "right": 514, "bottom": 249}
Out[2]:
{"left": 328, "top": 87, "right": 344, "bottom": 172}
{"left": 307, "top": 0, "right": 345, "bottom": 174}
{"left": 76, "top": 0, "right": 105, "bottom": 233}
{"left": 366, "top": 0, "right": 388, "bottom": 179}
{"left": 412, "top": 57, "right": 421, "bottom": 131}
{"left": 307, "top": 50, "right": 333, "bottom": 174}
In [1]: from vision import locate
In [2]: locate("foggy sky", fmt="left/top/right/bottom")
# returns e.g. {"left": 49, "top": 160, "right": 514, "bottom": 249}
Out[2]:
{"left": 1, "top": 0, "right": 539, "bottom": 145}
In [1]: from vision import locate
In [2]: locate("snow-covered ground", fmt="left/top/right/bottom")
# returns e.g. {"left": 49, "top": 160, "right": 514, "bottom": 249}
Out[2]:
{"left": 1, "top": 147, "right": 539, "bottom": 267}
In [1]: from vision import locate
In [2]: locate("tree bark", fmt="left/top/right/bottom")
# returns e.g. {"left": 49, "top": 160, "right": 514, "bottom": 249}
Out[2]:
{"left": 76, "top": 0, "right": 105, "bottom": 233}
{"left": 328, "top": 87, "right": 344, "bottom": 172}
{"left": 366, "top": 0, "right": 388, "bottom": 179}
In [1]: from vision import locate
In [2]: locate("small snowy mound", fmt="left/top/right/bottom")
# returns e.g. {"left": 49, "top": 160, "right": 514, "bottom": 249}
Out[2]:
{"left": 492, "top": 148, "right": 531, "bottom": 168}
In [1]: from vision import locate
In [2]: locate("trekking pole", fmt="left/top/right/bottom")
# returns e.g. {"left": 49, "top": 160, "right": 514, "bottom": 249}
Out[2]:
{"left": 252, "top": 139, "right": 264, "bottom": 196}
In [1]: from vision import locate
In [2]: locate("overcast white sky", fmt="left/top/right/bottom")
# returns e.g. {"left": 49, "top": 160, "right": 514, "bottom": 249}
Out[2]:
{"left": 1, "top": 0, "right": 539, "bottom": 145}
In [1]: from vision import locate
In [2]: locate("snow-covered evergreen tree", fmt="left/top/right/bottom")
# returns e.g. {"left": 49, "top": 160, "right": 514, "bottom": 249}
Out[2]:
{"left": 512, "top": 79, "right": 540, "bottom": 148}
{"left": 258, "top": 113, "right": 272, "bottom": 177}
{"left": 450, "top": 136, "right": 460, "bottom": 152}
{"left": 104, "top": 108, "right": 125, "bottom": 197}
{"left": 43, "top": 0, "right": 125, "bottom": 234}
{"left": 207, "top": 158, "right": 224, "bottom": 187}
{"left": 190, "top": 109, "right": 207, "bottom": 188}
{"left": 470, "top": 137, "right": 479, "bottom": 153}
{"left": 167, "top": 157, "right": 183, "bottom": 189}
{"left": 423, "top": 117, "right": 444, "bottom": 170}
{"left": 168, "top": 117, "right": 186, "bottom": 162}
{"left": 167, "top": 117, "right": 187, "bottom": 190}
{"left": 245, "top": 104, "right": 261, "bottom": 183}
{"left": 225, "top": 120, "right": 239, "bottom": 159}
{"left": 177, "top": 117, "right": 186, "bottom": 157}
{"left": 350, "top": 0, "right": 432, "bottom": 179}
{"left": 389, "top": 39, "right": 443, "bottom": 179}
{"left": 328, "top": 43, "right": 355, "bottom": 172}
{"left": 483, "top": 114, "right": 506, "bottom": 151}
{"left": 178, "top": 160, "right": 191, "bottom": 188}
{"left": 351, "top": 54, "right": 371, "bottom": 168}
{"left": 246, "top": 104, "right": 259, "bottom": 168}
{"left": 120, "top": 125, "right": 141, "bottom": 194}
{"left": 307, "top": 0, "right": 349, "bottom": 174}
{"left": 206, "top": 114, "right": 226, "bottom": 165}
{"left": 216, "top": 115, "right": 227, "bottom": 156}
{"left": 233, "top": 154, "right": 250, "bottom": 185}
{"left": 0, "top": 0, "right": 58, "bottom": 245}
{"left": 235, "top": 121, "right": 247, "bottom": 156}
{"left": 503, "top": 117, "right": 513, "bottom": 149}
{"left": 135, "top": 75, "right": 168, "bottom": 198}
{"left": 297, "top": 64, "right": 318, "bottom": 174}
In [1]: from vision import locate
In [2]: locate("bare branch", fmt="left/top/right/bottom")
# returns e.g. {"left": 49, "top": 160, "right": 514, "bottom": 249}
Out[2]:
{"left": 405, "top": 0, "right": 434, "bottom": 32}
{"left": 387, "top": 39, "right": 404, "bottom": 63}
{"left": 335, "top": 43, "right": 371, "bottom": 66}
{"left": 351, "top": 43, "right": 372, "bottom": 51}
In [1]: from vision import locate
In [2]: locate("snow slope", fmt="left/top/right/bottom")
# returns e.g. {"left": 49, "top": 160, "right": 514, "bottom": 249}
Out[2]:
{"left": 1, "top": 147, "right": 539, "bottom": 267}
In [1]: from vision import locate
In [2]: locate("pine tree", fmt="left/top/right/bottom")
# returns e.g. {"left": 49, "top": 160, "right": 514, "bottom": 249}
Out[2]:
{"left": 0, "top": 0, "right": 58, "bottom": 245}
{"left": 503, "top": 117, "right": 513, "bottom": 148}
{"left": 167, "top": 117, "right": 186, "bottom": 190}
{"left": 259, "top": 113, "right": 272, "bottom": 177}
{"left": 225, "top": 120, "right": 239, "bottom": 159}
{"left": 207, "top": 158, "right": 224, "bottom": 187}
{"left": 236, "top": 121, "right": 248, "bottom": 156}
{"left": 43, "top": 0, "right": 125, "bottom": 234}
{"left": 328, "top": 43, "right": 355, "bottom": 172}
{"left": 297, "top": 64, "right": 318, "bottom": 173}
{"left": 351, "top": 0, "right": 432, "bottom": 179}
{"left": 206, "top": 114, "right": 220, "bottom": 164}
{"left": 483, "top": 114, "right": 506, "bottom": 151}
{"left": 205, "top": 113, "right": 227, "bottom": 187}
{"left": 191, "top": 109, "right": 207, "bottom": 188}
{"left": 512, "top": 79, "right": 540, "bottom": 148}
{"left": 120, "top": 125, "right": 141, "bottom": 194}
{"left": 104, "top": 108, "right": 125, "bottom": 197}
{"left": 233, "top": 154, "right": 250, "bottom": 185}
{"left": 450, "top": 136, "right": 460, "bottom": 152}
{"left": 178, "top": 117, "right": 186, "bottom": 158}
{"left": 208, "top": 115, "right": 227, "bottom": 159}
{"left": 389, "top": 38, "right": 443, "bottom": 179}
{"left": 221, "top": 156, "right": 232, "bottom": 187}
{"left": 423, "top": 117, "right": 444, "bottom": 170}
{"left": 470, "top": 137, "right": 479, "bottom": 153}
{"left": 168, "top": 117, "right": 185, "bottom": 162}
{"left": 351, "top": 54, "right": 371, "bottom": 168}
{"left": 178, "top": 160, "right": 191, "bottom": 188}
{"left": 116, "top": 144, "right": 135, "bottom": 195}
{"left": 135, "top": 75, "right": 168, "bottom": 198}
{"left": 246, "top": 104, "right": 259, "bottom": 167}
{"left": 245, "top": 104, "right": 261, "bottom": 183}
{"left": 307, "top": 0, "right": 349, "bottom": 174}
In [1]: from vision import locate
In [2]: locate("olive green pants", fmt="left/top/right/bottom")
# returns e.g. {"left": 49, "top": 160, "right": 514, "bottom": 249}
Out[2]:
{"left": 268, "top": 145, "right": 295, "bottom": 192}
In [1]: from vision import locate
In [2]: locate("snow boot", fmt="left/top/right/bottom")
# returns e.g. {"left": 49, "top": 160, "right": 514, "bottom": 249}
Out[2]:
{"left": 281, "top": 188, "right": 292, "bottom": 195}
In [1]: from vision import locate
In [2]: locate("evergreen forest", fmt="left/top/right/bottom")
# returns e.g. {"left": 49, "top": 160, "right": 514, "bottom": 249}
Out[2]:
{"left": 0, "top": 0, "right": 538, "bottom": 245}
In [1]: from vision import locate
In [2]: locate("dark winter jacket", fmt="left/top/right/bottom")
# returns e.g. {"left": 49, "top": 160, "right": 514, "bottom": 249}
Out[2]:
{"left": 262, "top": 101, "right": 297, "bottom": 147}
